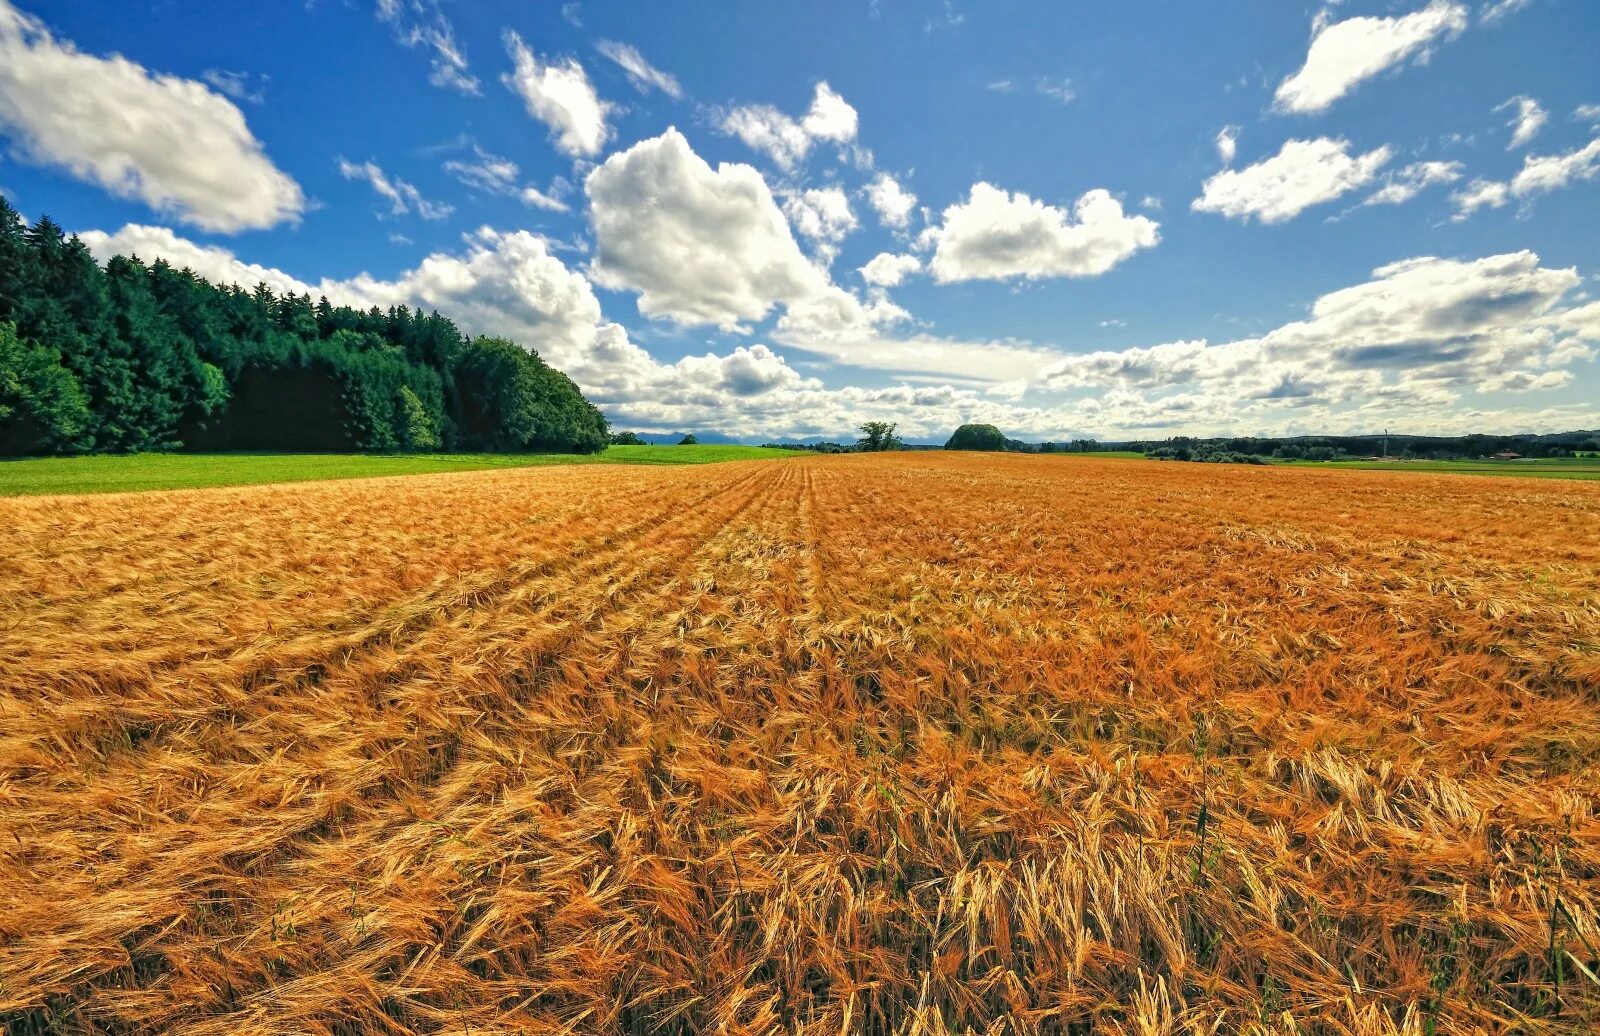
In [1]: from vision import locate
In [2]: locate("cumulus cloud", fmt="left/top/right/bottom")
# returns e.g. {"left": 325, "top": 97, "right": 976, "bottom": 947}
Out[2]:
{"left": 1193, "top": 137, "right": 1391, "bottom": 223}
{"left": 1040, "top": 251, "right": 1593, "bottom": 417}
{"left": 0, "top": 1, "right": 303, "bottom": 233}
{"left": 376, "top": 0, "right": 478, "bottom": 94}
{"left": 596, "top": 40, "right": 682, "bottom": 98}
{"left": 674, "top": 343, "right": 802, "bottom": 396}
{"left": 865, "top": 172, "right": 917, "bottom": 229}
{"left": 1451, "top": 178, "right": 1510, "bottom": 217}
{"left": 1452, "top": 135, "right": 1600, "bottom": 218}
{"left": 583, "top": 128, "right": 906, "bottom": 356}
{"left": 338, "top": 159, "right": 453, "bottom": 220}
{"left": 1215, "top": 125, "right": 1238, "bottom": 166}
{"left": 77, "top": 219, "right": 995, "bottom": 439}
{"left": 77, "top": 220, "right": 823, "bottom": 422}
{"left": 1497, "top": 95, "right": 1547, "bottom": 149}
{"left": 1274, "top": 1, "right": 1468, "bottom": 114}
{"left": 1363, "top": 160, "right": 1464, "bottom": 206}
{"left": 925, "top": 183, "right": 1160, "bottom": 283}
{"left": 585, "top": 128, "right": 835, "bottom": 330}
{"left": 718, "top": 82, "right": 859, "bottom": 169}
{"left": 77, "top": 224, "right": 319, "bottom": 296}
{"left": 781, "top": 185, "right": 858, "bottom": 264}
{"left": 802, "top": 83, "right": 859, "bottom": 142}
{"left": 503, "top": 32, "right": 613, "bottom": 158}
{"left": 859, "top": 252, "right": 922, "bottom": 287}
{"left": 1510, "top": 136, "right": 1600, "bottom": 195}
{"left": 74, "top": 223, "right": 1600, "bottom": 441}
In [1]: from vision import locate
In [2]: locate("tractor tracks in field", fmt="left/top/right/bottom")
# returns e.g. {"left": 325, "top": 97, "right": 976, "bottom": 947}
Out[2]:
{"left": 0, "top": 462, "right": 801, "bottom": 1020}
{"left": 0, "top": 465, "right": 776, "bottom": 751}
{"left": 44, "top": 463, "right": 798, "bottom": 1027}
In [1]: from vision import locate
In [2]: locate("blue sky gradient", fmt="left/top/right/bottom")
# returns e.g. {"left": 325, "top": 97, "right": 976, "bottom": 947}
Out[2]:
{"left": 1, "top": 0, "right": 1596, "bottom": 440}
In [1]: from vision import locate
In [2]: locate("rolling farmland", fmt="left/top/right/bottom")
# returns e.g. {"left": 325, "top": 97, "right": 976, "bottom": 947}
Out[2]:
{"left": 1, "top": 454, "right": 1597, "bottom": 1034}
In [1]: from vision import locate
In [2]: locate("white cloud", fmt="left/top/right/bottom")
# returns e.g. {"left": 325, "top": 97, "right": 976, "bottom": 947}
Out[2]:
{"left": 1363, "top": 160, "right": 1463, "bottom": 205}
{"left": 77, "top": 224, "right": 319, "bottom": 297}
{"left": 1215, "top": 125, "right": 1238, "bottom": 166}
{"left": 781, "top": 186, "right": 858, "bottom": 265}
{"left": 376, "top": 0, "right": 478, "bottom": 94}
{"left": 1478, "top": 368, "right": 1571, "bottom": 392}
{"left": 859, "top": 252, "right": 922, "bottom": 287}
{"left": 1509, "top": 136, "right": 1600, "bottom": 195}
{"left": 1451, "top": 178, "right": 1511, "bottom": 217}
{"left": 338, "top": 159, "right": 453, "bottom": 220}
{"left": 673, "top": 343, "right": 803, "bottom": 396}
{"left": 1574, "top": 104, "right": 1600, "bottom": 124}
{"left": 925, "top": 183, "right": 1160, "bottom": 283}
{"left": 1193, "top": 137, "right": 1391, "bottom": 223}
{"left": 1480, "top": 0, "right": 1531, "bottom": 24}
{"left": 865, "top": 172, "right": 917, "bottom": 229}
{"left": 1033, "top": 77, "right": 1076, "bottom": 105}
{"left": 1274, "top": 1, "right": 1468, "bottom": 114}
{"left": 75, "top": 224, "right": 1600, "bottom": 441}
{"left": 78, "top": 220, "right": 928, "bottom": 438}
{"left": 1497, "top": 95, "right": 1547, "bottom": 149}
{"left": 718, "top": 82, "right": 859, "bottom": 170}
{"left": 720, "top": 105, "right": 811, "bottom": 170}
{"left": 0, "top": 1, "right": 303, "bottom": 233}
{"left": 596, "top": 40, "right": 682, "bottom": 99}
{"left": 987, "top": 76, "right": 1076, "bottom": 105}
{"left": 585, "top": 127, "right": 837, "bottom": 330}
{"left": 201, "top": 69, "right": 266, "bottom": 104}
{"left": 584, "top": 135, "right": 1090, "bottom": 388}
{"left": 1140, "top": 195, "right": 1162, "bottom": 212}
{"left": 502, "top": 31, "right": 613, "bottom": 158}
{"left": 84, "top": 222, "right": 673, "bottom": 406}
{"left": 441, "top": 147, "right": 518, "bottom": 194}
{"left": 802, "top": 82, "right": 859, "bottom": 142}
{"left": 1452, "top": 135, "right": 1600, "bottom": 218}
{"left": 519, "top": 185, "right": 571, "bottom": 212}
{"left": 443, "top": 145, "right": 571, "bottom": 212}
{"left": 1040, "top": 252, "right": 1592, "bottom": 409}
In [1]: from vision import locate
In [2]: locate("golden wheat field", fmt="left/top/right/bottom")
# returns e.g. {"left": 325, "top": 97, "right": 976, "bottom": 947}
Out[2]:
{"left": 1, "top": 453, "right": 1598, "bottom": 1036}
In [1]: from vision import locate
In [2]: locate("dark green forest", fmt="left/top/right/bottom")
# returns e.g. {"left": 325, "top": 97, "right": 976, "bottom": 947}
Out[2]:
{"left": 0, "top": 198, "right": 608, "bottom": 457}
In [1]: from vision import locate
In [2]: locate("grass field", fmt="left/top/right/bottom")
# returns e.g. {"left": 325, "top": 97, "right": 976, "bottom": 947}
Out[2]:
{"left": 2, "top": 454, "right": 1597, "bottom": 1034}
{"left": 1278, "top": 456, "right": 1600, "bottom": 480}
{"left": 0, "top": 444, "right": 791, "bottom": 497}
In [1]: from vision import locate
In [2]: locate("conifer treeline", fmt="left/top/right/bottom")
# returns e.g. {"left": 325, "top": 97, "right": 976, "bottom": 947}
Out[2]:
{"left": 0, "top": 198, "right": 609, "bottom": 456}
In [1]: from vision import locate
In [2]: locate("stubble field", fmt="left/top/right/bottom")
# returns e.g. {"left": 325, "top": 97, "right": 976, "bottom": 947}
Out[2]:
{"left": 1, "top": 453, "right": 1597, "bottom": 1035}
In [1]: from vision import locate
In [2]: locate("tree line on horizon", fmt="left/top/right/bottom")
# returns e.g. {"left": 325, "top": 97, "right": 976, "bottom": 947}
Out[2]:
{"left": 0, "top": 198, "right": 609, "bottom": 457}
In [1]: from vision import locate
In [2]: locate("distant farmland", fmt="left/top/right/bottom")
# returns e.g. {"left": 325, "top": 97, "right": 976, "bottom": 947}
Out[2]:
{"left": 1, "top": 454, "right": 1596, "bottom": 1034}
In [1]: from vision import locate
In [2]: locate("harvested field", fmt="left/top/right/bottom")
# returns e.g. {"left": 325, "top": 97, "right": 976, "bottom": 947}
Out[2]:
{"left": 1, "top": 453, "right": 1597, "bottom": 1035}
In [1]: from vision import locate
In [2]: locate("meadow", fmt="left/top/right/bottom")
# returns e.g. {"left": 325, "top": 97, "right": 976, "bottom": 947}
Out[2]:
{"left": 0, "top": 445, "right": 790, "bottom": 497}
{"left": 1275, "top": 457, "right": 1600, "bottom": 481}
{"left": 1, "top": 454, "right": 1596, "bottom": 1034}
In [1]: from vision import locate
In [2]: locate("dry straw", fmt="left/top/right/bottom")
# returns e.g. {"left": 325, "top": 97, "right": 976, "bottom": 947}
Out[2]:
{"left": 1, "top": 454, "right": 1596, "bottom": 1034}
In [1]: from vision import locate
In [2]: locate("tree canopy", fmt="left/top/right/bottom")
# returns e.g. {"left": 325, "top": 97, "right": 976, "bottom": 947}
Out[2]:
{"left": 0, "top": 198, "right": 608, "bottom": 457}
{"left": 856, "top": 421, "right": 902, "bottom": 452}
{"left": 944, "top": 423, "right": 1008, "bottom": 451}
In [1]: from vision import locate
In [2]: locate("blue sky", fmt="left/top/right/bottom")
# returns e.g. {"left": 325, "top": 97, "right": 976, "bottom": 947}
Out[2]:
{"left": 1, "top": 0, "right": 1597, "bottom": 441}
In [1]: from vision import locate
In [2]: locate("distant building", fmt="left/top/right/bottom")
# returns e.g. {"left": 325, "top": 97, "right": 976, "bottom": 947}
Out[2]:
{"left": 1492, "top": 451, "right": 1522, "bottom": 460}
